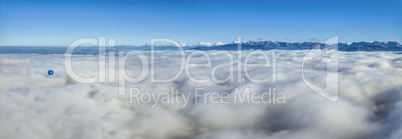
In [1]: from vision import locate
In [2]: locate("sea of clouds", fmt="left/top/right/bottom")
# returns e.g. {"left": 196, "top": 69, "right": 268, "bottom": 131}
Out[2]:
{"left": 1, "top": 50, "right": 402, "bottom": 139}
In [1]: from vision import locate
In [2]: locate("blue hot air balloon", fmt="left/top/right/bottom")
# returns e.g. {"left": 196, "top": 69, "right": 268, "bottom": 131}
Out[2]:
{"left": 48, "top": 70, "right": 54, "bottom": 77}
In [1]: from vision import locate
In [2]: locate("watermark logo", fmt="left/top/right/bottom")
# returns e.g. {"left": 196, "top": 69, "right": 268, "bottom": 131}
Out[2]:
{"left": 302, "top": 36, "right": 339, "bottom": 102}
{"left": 64, "top": 36, "right": 340, "bottom": 105}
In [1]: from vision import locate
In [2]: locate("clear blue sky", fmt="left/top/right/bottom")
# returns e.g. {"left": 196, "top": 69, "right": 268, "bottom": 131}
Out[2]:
{"left": 0, "top": 0, "right": 400, "bottom": 46}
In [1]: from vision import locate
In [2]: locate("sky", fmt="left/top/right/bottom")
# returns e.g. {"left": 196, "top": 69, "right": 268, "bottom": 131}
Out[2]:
{"left": 0, "top": 0, "right": 401, "bottom": 46}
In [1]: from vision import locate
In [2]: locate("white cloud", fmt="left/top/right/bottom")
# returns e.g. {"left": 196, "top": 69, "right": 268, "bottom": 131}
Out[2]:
{"left": 0, "top": 50, "right": 402, "bottom": 139}
{"left": 198, "top": 42, "right": 213, "bottom": 47}
{"left": 214, "top": 42, "right": 226, "bottom": 46}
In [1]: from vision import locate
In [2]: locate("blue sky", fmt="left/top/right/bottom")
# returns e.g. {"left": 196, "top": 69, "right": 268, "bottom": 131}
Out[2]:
{"left": 0, "top": 0, "right": 400, "bottom": 46}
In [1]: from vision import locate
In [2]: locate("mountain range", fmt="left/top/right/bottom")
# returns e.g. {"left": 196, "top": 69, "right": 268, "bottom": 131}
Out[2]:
{"left": 192, "top": 41, "right": 402, "bottom": 51}
{"left": 0, "top": 41, "right": 401, "bottom": 54}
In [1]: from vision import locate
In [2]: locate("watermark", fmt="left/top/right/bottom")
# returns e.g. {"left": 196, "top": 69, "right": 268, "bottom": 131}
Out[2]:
{"left": 302, "top": 36, "right": 339, "bottom": 102}
{"left": 64, "top": 36, "right": 339, "bottom": 103}
{"left": 129, "top": 87, "right": 286, "bottom": 108}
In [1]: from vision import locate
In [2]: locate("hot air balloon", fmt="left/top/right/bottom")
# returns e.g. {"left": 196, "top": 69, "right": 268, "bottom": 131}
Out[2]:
{"left": 48, "top": 70, "right": 54, "bottom": 78}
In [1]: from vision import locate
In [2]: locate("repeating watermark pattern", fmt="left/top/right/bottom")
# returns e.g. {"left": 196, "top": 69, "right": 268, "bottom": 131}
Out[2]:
{"left": 64, "top": 36, "right": 340, "bottom": 106}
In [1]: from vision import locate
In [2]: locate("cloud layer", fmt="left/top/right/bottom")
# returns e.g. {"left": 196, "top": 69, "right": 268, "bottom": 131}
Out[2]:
{"left": 1, "top": 50, "right": 402, "bottom": 139}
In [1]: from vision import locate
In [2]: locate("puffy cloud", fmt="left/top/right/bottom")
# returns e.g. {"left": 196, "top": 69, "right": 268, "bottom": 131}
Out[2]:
{"left": 214, "top": 42, "right": 226, "bottom": 46}
{"left": 198, "top": 42, "right": 213, "bottom": 47}
{"left": 0, "top": 50, "right": 402, "bottom": 139}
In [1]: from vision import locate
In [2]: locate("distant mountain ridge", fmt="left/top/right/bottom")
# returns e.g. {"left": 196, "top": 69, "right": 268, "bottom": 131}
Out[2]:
{"left": 0, "top": 41, "right": 401, "bottom": 54}
{"left": 193, "top": 41, "right": 402, "bottom": 51}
